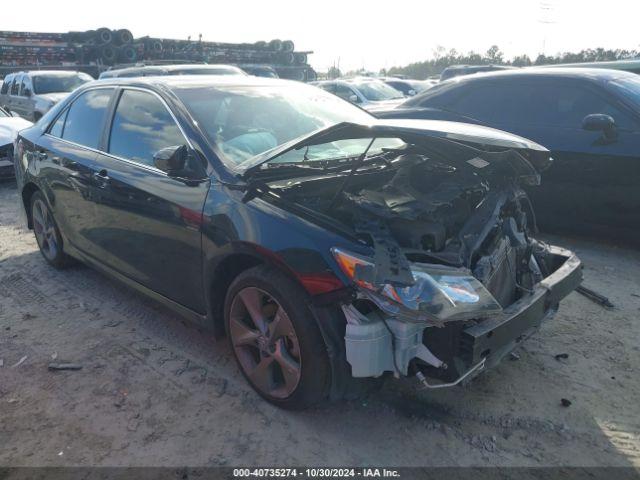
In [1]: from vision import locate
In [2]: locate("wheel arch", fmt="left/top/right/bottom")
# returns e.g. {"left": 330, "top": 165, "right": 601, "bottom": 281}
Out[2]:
{"left": 21, "top": 182, "right": 41, "bottom": 229}
{"left": 205, "top": 244, "right": 325, "bottom": 337}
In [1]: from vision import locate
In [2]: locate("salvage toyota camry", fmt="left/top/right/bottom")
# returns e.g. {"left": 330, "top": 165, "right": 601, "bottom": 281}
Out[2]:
{"left": 14, "top": 76, "right": 582, "bottom": 409}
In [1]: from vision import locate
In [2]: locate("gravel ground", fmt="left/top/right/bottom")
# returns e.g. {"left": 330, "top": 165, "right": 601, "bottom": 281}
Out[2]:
{"left": 0, "top": 179, "right": 639, "bottom": 468}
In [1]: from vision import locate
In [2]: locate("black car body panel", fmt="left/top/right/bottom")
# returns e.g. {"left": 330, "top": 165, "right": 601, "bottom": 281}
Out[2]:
{"left": 377, "top": 68, "right": 640, "bottom": 245}
{"left": 14, "top": 75, "right": 582, "bottom": 401}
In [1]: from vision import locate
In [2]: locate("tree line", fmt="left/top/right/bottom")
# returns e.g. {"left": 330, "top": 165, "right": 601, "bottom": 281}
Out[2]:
{"left": 333, "top": 45, "right": 639, "bottom": 80}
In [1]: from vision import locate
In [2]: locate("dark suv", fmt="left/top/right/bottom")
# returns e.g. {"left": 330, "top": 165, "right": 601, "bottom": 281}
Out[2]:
{"left": 14, "top": 75, "right": 581, "bottom": 409}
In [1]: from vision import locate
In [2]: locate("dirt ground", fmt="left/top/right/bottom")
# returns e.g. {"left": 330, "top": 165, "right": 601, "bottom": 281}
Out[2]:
{"left": 1, "top": 179, "right": 639, "bottom": 468}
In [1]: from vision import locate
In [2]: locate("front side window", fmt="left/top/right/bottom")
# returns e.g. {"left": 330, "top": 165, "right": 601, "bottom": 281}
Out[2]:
{"left": 62, "top": 89, "right": 113, "bottom": 149}
{"left": 33, "top": 73, "right": 92, "bottom": 95}
{"left": 448, "top": 81, "right": 637, "bottom": 129}
{"left": 0, "top": 79, "right": 9, "bottom": 95}
{"left": 335, "top": 84, "right": 356, "bottom": 101}
{"left": 108, "top": 89, "right": 186, "bottom": 167}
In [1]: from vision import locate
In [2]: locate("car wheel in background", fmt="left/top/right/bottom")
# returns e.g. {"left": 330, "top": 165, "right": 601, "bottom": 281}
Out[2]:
{"left": 224, "top": 265, "right": 330, "bottom": 409}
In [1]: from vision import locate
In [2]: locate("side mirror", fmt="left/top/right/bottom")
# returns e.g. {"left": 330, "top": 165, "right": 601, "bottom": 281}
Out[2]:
{"left": 23, "top": 89, "right": 32, "bottom": 97}
{"left": 407, "top": 89, "right": 417, "bottom": 96}
{"left": 348, "top": 94, "right": 359, "bottom": 103}
{"left": 582, "top": 114, "right": 617, "bottom": 142}
{"left": 153, "top": 145, "right": 189, "bottom": 174}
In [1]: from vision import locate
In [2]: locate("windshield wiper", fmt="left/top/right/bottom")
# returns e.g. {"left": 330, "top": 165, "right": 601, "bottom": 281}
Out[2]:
{"left": 327, "top": 137, "right": 377, "bottom": 211}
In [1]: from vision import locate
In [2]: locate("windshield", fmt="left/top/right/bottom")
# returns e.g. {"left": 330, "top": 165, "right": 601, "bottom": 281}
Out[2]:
{"left": 352, "top": 80, "right": 404, "bottom": 101}
{"left": 175, "top": 83, "right": 375, "bottom": 166}
{"left": 266, "top": 137, "right": 406, "bottom": 166}
{"left": 33, "top": 73, "right": 92, "bottom": 94}
{"left": 0, "top": 107, "right": 8, "bottom": 118}
{"left": 609, "top": 77, "right": 640, "bottom": 110}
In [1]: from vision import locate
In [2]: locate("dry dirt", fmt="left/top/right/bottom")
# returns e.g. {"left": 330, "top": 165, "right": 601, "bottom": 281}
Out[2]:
{"left": 1, "top": 179, "right": 639, "bottom": 468}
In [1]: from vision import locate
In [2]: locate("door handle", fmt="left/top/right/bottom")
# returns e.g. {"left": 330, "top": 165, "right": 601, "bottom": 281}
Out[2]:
{"left": 93, "top": 169, "right": 110, "bottom": 185}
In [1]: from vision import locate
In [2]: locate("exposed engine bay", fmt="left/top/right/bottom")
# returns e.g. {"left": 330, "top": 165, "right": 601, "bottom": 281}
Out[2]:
{"left": 251, "top": 129, "right": 582, "bottom": 388}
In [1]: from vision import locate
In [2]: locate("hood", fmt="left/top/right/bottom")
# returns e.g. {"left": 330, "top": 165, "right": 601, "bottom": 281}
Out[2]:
{"left": 240, "top": 119, "right": 551, "bottom": 177}
{"left": 36, "top": 92, "right": 70, "bottom": 104}
{"left": 0, "top": 117, "right": 33, "bottom": 146}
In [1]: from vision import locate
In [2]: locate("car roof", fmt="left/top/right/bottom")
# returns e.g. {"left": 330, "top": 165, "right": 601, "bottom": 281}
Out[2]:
{"left": 440, "top": 67, "right": 637, "bottom": 84}
{"left": 103, "top": 64, "right": 243, "bottom": 75}
{"left": 88, "top": 74, "right": 302, "bottom": 91}
{"left": 14, "top": 70, "right": 86, "bottom": 77}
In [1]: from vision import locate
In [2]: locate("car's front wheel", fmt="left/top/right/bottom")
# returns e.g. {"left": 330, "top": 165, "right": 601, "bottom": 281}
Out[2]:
{"left": 31, "top": 191, "right": 72, "bottom": 269}
{"left": 224, "top": 265, "right": 330, "bottom": 409}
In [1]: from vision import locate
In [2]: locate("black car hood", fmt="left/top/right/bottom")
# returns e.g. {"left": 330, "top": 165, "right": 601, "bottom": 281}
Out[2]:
{"left": 238, "top": 119, "right": 551, "bottom": 178}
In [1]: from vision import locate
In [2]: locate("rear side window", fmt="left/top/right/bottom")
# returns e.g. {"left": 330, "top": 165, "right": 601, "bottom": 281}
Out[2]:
{"left": 10, "top": 77, "right": 20, "bottom": 95}
{"left": 62, "top": 89, "right": 113, "bottom": 149}
{"left": 108, "top": 89, "right": 185, "bottom": 167}
{"left": 49, "top": 110, "right": 67, "bottom": 137}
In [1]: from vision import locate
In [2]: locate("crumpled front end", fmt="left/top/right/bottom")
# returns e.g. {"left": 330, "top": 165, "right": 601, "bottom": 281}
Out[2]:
{"left": 263, "top": 125, "right": 582, "bottom": 388}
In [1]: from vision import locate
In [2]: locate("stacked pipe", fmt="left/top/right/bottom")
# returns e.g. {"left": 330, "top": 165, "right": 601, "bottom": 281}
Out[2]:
{"left": 0, "top": 28, "right": 316, "bottom": 81}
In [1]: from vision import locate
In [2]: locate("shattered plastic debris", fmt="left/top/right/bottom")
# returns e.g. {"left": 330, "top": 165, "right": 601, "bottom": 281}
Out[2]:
{"left": 11, "top": 355, "right": 27, "bottom": 368}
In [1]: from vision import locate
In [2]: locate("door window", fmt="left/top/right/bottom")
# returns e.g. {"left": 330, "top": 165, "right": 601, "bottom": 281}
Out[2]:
{"left": 62, "top": 89, "right": 113, "bottom": 149}
{"left": 10, "top": 76, "right": 21, "bottom": 95}
{"left": 0, "top": 77, "right": 9, "bottom": 95}
{"left": 335, "top": 84, "right": 356, "bottom": 102}
{"left": 19, "top": 77, "right": 28, "bottom": 97}
{"left": 48, "top": 110, "right": 68, "bottom": 137}
{"left": 449, "top": 81, "right": 637, "bottom": 129}
{"left": 108, "top": 89, "right": 186, "bottom": 167}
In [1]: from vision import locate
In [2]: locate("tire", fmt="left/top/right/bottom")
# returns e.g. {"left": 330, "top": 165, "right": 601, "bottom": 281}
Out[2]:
{"left": 30, "top": 191, "right": 72, "bottom": 269}
{"left": 224, "top": 265, "right": 330, "bottom": 409}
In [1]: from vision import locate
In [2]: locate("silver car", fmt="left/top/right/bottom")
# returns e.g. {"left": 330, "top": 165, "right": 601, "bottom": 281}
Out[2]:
{"left": 311, "top": 77, "right": 405, "bottom": 112}
{"left": 0, "top": 106, "right": 32, "bottom": 178}
{"left": 0, "top": 71, "right": 92, "bottom": 121}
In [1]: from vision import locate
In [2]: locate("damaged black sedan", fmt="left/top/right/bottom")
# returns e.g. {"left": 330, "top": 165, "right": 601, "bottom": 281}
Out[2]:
{"left": 14, "top": 76, "right": 582, "bottom": 409}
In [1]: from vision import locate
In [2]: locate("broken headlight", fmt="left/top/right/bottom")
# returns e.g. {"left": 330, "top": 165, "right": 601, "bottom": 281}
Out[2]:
{"left": 332, "top": 247, "right": 502, "bottom": 323}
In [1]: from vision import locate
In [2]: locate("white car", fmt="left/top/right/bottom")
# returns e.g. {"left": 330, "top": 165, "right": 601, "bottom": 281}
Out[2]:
{"left": 0, "top": 107, "right": 32, "bottom": 178}
{"left": 312, "top": 77, "right": 405, "bottom": 112}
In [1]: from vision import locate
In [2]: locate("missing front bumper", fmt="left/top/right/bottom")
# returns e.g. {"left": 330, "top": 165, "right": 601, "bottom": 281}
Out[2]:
{"left": 343, "top": 244, "right": 582, "bottom": 385}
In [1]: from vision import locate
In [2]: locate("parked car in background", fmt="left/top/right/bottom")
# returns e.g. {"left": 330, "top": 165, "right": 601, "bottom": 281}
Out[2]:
{"left": 0, "top": 106, "right": 32, "bottom": 178}
{"left": 0, "top": 71, "right": 93, "bottom": 121}
{"left": 311, "top": 77, "right": 405, "bottom": 112}
{"left": 14, "top": 75, "right": 581, "bottom": 408}
{"left": 376, "top": 68, "right": 640, "bottom": 244}
{"left": 379, "top": 77, "right": 431, "bottom": 96}
{"left": 239, "top": 65, "right": 279, "bottom": 78}
{"left": 439, "top": 64, "right": 516, "bottom": 81}
{"left": 99, "top": 63, "right": 247, "bottom": 78}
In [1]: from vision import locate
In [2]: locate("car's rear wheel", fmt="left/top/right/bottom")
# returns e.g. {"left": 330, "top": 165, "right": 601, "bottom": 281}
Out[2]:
{"left": 225, "top": 265, "right": 330, "bottom": 409}
{"left": 31, "top": 191, "right": 72, "bottom": 269}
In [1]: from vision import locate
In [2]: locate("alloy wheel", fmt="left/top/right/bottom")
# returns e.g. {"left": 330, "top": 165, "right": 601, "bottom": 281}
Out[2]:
{"left": 32, "top": 199, "right": 58, "bottom": 261}
{"left": 229, "top": 287, "right": 302, "bottom": 399}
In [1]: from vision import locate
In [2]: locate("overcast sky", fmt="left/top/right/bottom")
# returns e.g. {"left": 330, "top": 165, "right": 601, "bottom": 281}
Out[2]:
{"left": 7, "top": 0, "right": 640, "bottom": 72}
